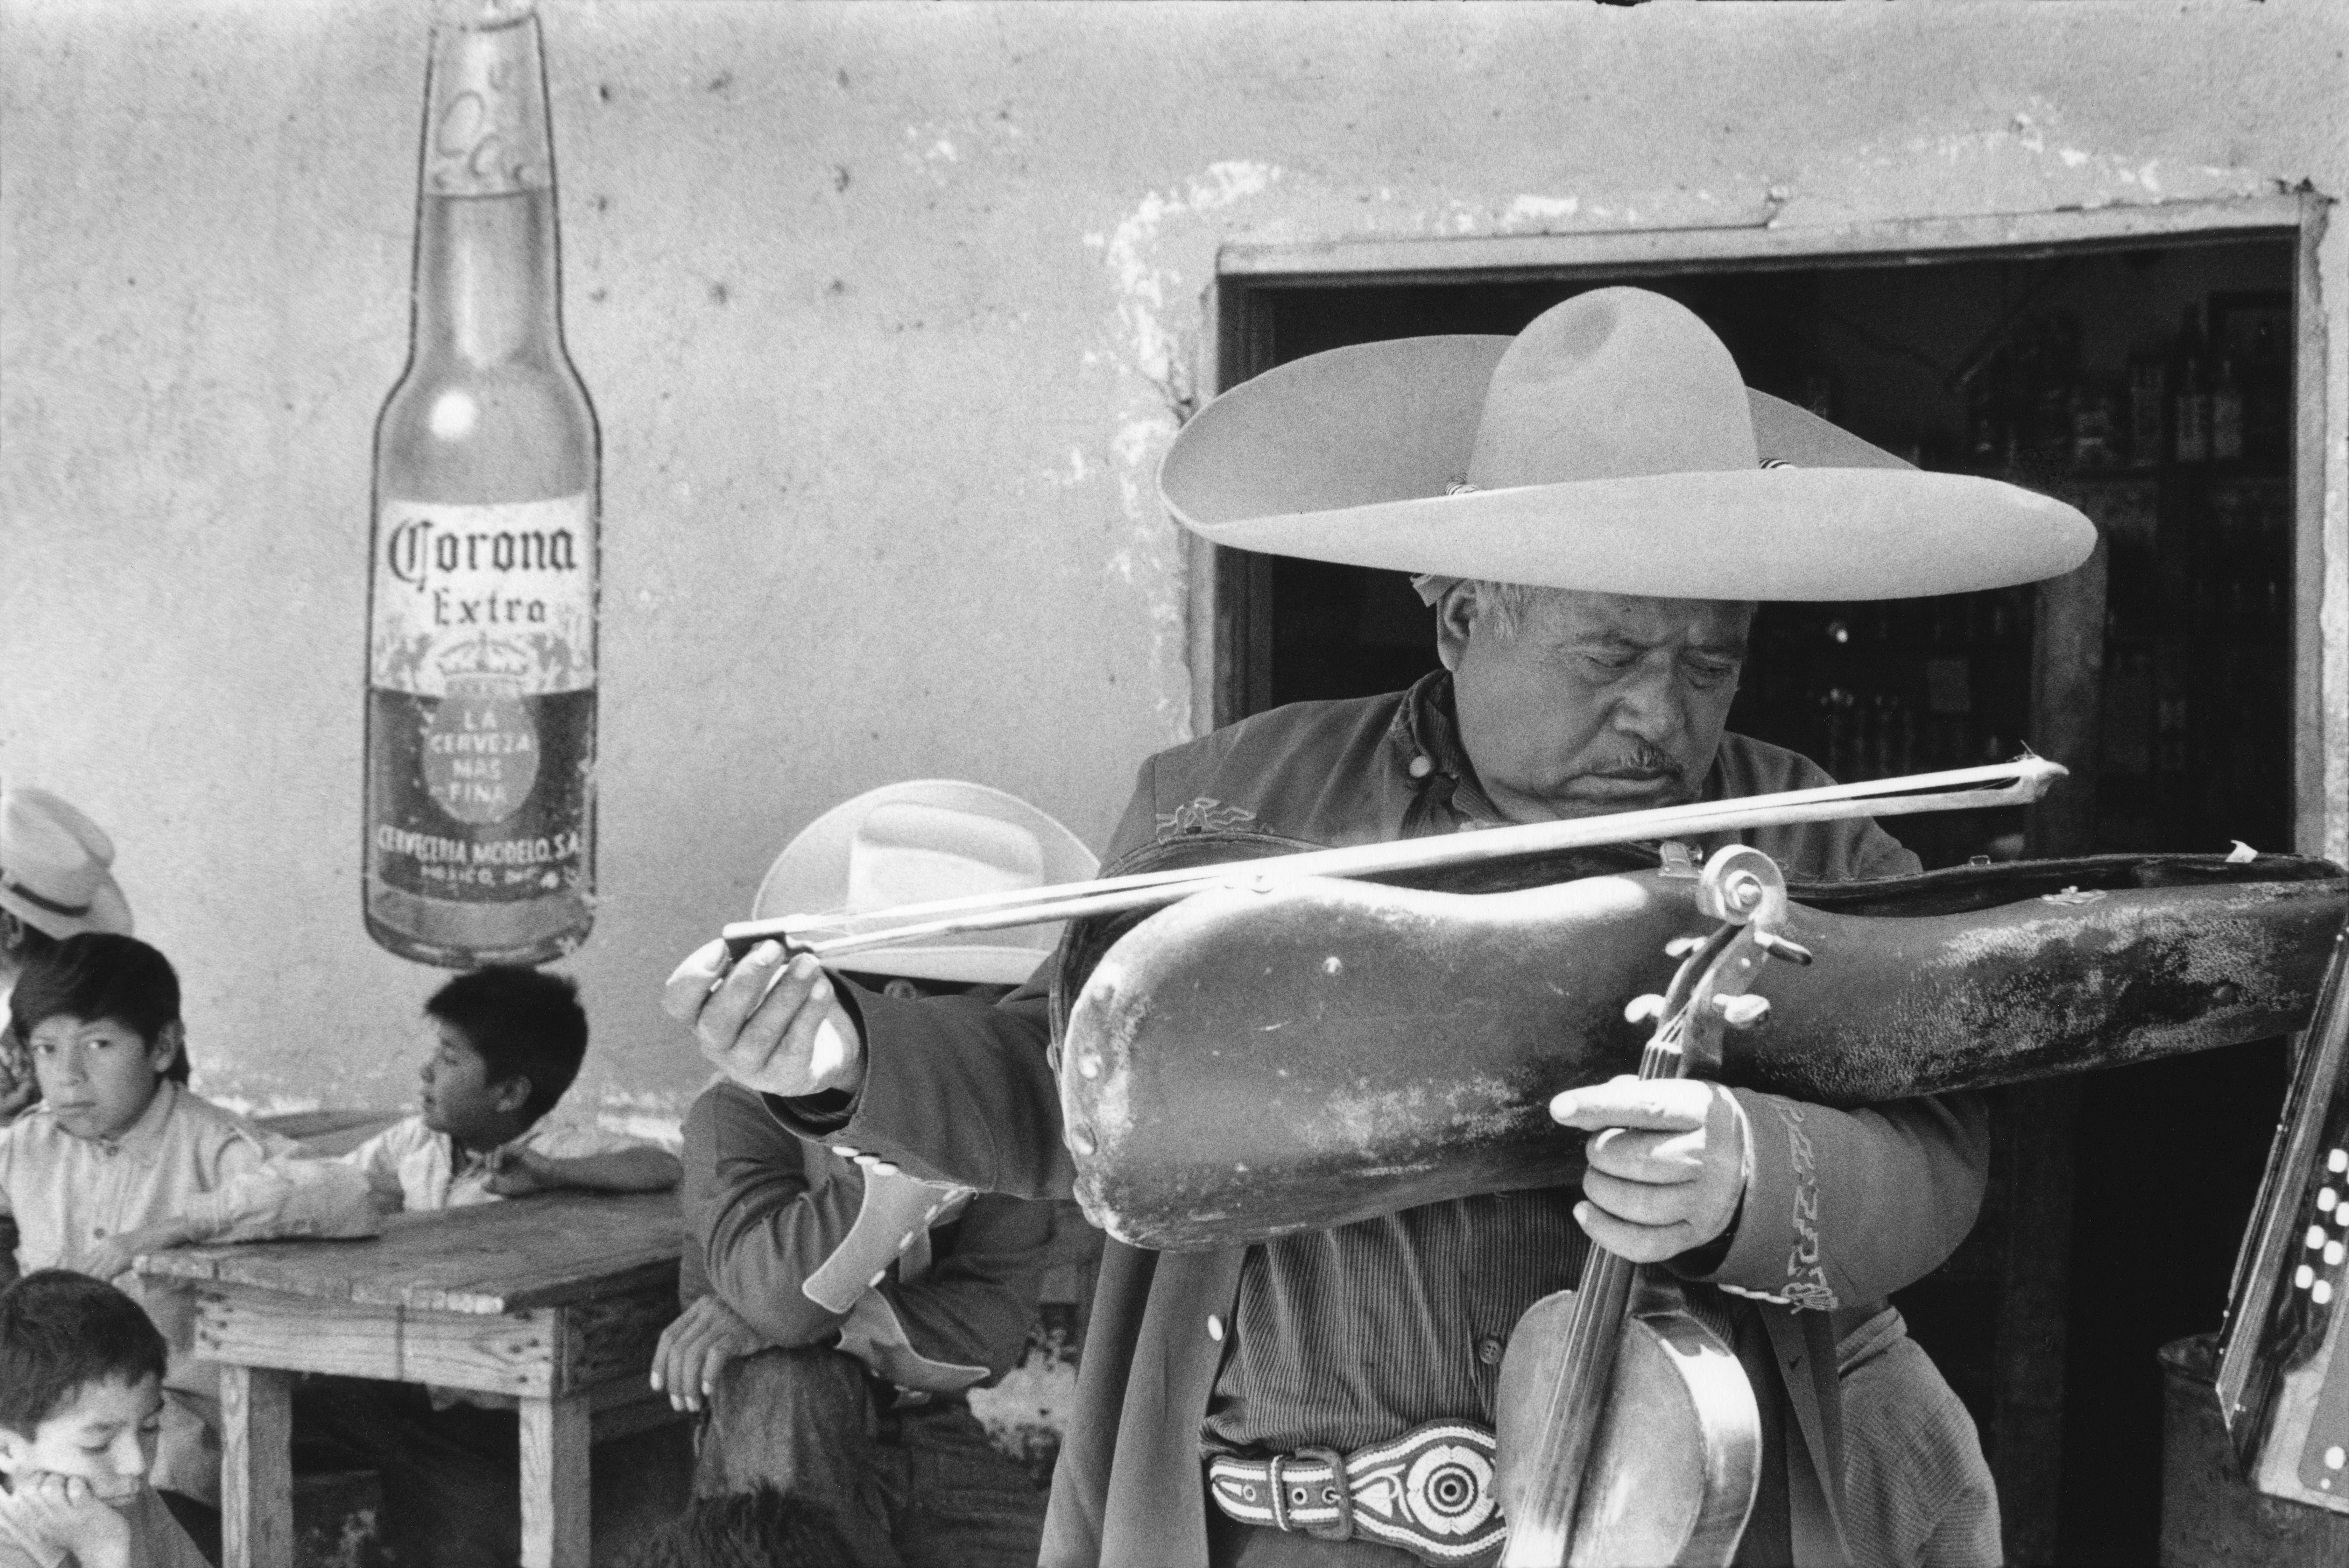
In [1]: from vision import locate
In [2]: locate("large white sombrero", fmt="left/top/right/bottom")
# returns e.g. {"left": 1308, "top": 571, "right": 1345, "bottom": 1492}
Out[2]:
{"left": 1159, "top": 287, "right": 2095, "bottom": 600}
{"left": 0, "top": 785, "right": 133, "bottom": 941}
{"left": 754, "top": 780, "right": 1098, "bottom": 986}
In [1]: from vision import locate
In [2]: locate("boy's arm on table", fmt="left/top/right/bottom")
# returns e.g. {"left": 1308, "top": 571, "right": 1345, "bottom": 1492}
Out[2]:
{"left": 1678, "top": 1088, "right": 1991, "bottom": 1310}
{"left": 487, "top": 1129, "right": 680, "bottom": 1197}
{"left": 85, "top": 1127, "right": 383, "bottom": 1278}
{"left": 189, "top": 1127, "right": 385, "bottom": 1242}
{"left": 336, "top": 1122, "right": 415, "bottom": 1211}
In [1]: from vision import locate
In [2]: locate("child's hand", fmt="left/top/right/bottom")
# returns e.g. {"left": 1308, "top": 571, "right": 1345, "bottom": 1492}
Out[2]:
{"left": 82, "top": 1220, "right": 194, "bottom": 1284}
{"left": 650, "top": 1294, "right": 767, "bottom": 1412}
{"left": 0, "top": 1471, "right": 135, "bottom": 1568}
{"left": 484, "top": 1144, "right": 563, "bottom": 1197}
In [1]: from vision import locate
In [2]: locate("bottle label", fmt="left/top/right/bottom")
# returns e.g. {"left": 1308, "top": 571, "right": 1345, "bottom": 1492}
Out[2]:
{"left": 368, "top": 495, "right": 593, "bottom": 906}
{"left": 371, "top": 496, "right": 592, "bottom": 695}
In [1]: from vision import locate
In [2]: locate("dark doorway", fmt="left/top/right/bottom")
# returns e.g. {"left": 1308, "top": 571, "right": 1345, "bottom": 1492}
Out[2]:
{"left": 1211, "top": 237, "right": 2298, "bottom": 1566}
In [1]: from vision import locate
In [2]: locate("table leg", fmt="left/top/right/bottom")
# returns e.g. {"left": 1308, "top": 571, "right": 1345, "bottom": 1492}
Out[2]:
{"left": 518, "top": 1392, "right": 592, "bottom": 1568}
{"left": 217, "top": 1365, "right": 293, "bottom": 1568}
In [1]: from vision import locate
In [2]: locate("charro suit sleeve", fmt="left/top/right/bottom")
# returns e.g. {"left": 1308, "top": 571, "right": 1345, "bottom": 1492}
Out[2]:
{"left": 1690, "top": 1087, "right": 1990, "bottom": 1311}
{"left": 766, "top": 759, "right": 1166, "bottom": 1200}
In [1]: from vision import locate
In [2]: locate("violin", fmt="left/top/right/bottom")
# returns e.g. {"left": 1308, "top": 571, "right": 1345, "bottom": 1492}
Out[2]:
{"left": 1489, "top": 843, "right": 1796, "bottom": 1567}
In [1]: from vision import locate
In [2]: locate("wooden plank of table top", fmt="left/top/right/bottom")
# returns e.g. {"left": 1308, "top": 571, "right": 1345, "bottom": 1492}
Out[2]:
{"left": 141, "top": 1191, "right": 681, "bottom": 1314}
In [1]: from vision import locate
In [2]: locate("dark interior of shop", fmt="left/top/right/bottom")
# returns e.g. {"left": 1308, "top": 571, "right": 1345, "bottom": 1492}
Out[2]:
{"left": 1214, "top": 237, "right": 2298, "bottom": 1564}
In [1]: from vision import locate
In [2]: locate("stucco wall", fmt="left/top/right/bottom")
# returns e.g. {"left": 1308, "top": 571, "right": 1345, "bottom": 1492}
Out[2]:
{"left": 3, "top": 0, "right": 2344, "bottom": 1129}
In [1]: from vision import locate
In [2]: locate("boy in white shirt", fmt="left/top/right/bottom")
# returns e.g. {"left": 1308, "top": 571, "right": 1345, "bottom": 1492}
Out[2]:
{"left": 0, "top": 935, "right": 378, "bottom": 1549}
{"left": 306, "top": 966, "right": 677, "bottom": 1568}
{"left": 340, "top": 965, "right": 678, "bottom": 1212}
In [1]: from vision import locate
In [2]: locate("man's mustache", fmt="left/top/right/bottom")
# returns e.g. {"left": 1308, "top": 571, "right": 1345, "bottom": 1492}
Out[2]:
{"left": 1582, "top": 744, "right": 1682, "bottom": 782}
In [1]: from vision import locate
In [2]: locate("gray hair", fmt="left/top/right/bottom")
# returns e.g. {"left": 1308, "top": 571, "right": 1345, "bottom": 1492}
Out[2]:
{"left": 1442, "top": 578, "right": 1549, "bottom": 640}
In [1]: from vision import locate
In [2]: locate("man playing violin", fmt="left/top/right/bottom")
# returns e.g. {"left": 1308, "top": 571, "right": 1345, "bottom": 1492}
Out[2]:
{"left": 665, "top": 289, "right": 2095, "bottom": 1568}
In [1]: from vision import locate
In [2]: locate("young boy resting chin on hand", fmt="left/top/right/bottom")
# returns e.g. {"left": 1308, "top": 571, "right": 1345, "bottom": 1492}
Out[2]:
{"left": 0, "top": 1271, "right": 210, "bottom": 1568}
{"left": 0, "top": 936, "right": 379, "bottom": 1538}
{"left": 339, "top": 965, "right": 679, "bottom": 1213}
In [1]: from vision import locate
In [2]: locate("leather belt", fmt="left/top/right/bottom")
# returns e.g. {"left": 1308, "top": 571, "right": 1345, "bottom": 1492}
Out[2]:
{"left": 1207, "top": 1420, "right": 1506, "bottom": 1562}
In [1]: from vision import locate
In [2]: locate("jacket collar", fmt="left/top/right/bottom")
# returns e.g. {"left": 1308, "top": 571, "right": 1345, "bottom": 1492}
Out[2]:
{"left": 1389, "top": 671, "right": 1507, "bottom": 831}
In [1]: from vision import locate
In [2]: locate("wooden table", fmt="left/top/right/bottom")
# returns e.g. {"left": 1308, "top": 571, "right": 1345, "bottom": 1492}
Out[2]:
{"left": 138, "top": 1190, "right": 683, "bottom": 1568}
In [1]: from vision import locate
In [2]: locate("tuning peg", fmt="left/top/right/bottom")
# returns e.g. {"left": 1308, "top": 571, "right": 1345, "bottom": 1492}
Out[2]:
{"left": 1624, "top": 993, "right": 1667, "bottom": 1025}
{"left": 1715, "top": 994, "right": 1772, "bottom": 1030}
{"left": 1754, "top": 931, "right": 1814, "bottom": 966}
{"left": 1664, "top": 935, "right": 1706, "bottom": 958}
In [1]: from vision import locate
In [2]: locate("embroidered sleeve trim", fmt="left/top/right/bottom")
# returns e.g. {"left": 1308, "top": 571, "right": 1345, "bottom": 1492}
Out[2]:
{"left": 1771, "top": 1101, "right": 1840, "bottom": 1312}
{"left": 1156, "top": 797, "right": 1258, "bottom": 837}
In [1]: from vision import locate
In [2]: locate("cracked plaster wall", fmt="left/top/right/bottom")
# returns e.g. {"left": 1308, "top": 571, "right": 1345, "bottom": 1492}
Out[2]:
{"left": 2, "top": 0, "right": 2343, "bottom": 1126}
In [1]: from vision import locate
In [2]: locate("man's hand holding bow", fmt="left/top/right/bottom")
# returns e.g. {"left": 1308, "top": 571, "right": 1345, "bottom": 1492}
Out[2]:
{"left": 662, "top": 941, "right": 865, "bottom": 1100}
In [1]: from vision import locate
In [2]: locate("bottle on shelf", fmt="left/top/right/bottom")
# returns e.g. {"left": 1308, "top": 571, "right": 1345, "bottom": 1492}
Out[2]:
{"left": 363, "top": 0, "right": 601, "bottom": 967}
{"left": 2030, "top": 315, "right": 2080, "bottom": 471}
{"left": 2244, "top": 317, "right": 2290, "bottom": 469}
{"left": 2170, "top": 305, "right": 2210, "bottom": 465}
{"left": 1967, "top": 348, "right": 2011, "bottom": 471}
{"left": 2211, "top": 349, "right": 2245, "bottom": 463}
{"left": 2070, "top": 384, "right": 2121, "bottom": 471}
{"left": 2127, "top": 341, "right": 2168, "bottom": 470}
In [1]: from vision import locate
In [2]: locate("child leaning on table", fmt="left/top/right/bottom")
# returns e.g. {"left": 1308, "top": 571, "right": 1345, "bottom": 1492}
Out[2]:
{"left": 0, "top": 1271, "right": 210, "bottom": 1568}
{"left": 296, "top": 967, "right": 679, "bottom": 1568}
{"left": 0, "top": 935, "right": 378, "bottom": 1533}
{"left": 338, "top": 964, "right": 680, "bottom": 1212}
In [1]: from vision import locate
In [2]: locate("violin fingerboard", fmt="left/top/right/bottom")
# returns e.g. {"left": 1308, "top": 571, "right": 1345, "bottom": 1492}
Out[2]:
{"left": 2218, "top": 927, "right": 2349, "bottom": 1513}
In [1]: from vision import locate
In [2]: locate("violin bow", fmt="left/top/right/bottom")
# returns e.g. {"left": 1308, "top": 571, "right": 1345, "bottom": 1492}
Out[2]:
{"left": 721, "top": 756, "right": 2065, "bottom": 964}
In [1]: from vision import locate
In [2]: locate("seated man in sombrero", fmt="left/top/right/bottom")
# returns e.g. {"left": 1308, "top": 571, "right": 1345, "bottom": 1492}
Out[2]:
{"left": 665, "top": 289, "right": 2095, "bottom": 1568}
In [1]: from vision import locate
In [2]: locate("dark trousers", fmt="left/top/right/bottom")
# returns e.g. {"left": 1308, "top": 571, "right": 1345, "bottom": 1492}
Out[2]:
{"left": 695, "top": 1344, "right": 1045, "bottom": 1568}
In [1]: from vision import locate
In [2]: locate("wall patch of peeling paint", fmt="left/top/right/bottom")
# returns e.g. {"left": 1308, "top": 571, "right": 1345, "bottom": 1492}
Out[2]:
{"left": 1088, "top": 159, "right": 1284, "bottom": 738}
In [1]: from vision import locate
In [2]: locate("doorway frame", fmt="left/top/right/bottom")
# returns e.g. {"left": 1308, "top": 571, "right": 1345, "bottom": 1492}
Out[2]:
{"left": 1186, "top": 192, "right": 2337, "bottom": 859}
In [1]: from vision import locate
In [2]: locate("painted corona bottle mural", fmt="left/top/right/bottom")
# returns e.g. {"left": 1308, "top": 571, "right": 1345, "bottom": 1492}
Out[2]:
{"left": 365, "top": 0, "right": 598, "bottom": 966}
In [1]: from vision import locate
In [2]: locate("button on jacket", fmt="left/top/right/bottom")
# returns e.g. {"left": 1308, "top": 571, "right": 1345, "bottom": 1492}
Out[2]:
{"left": 771, "top": 676, "right": 1990, "bottom": 1568}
